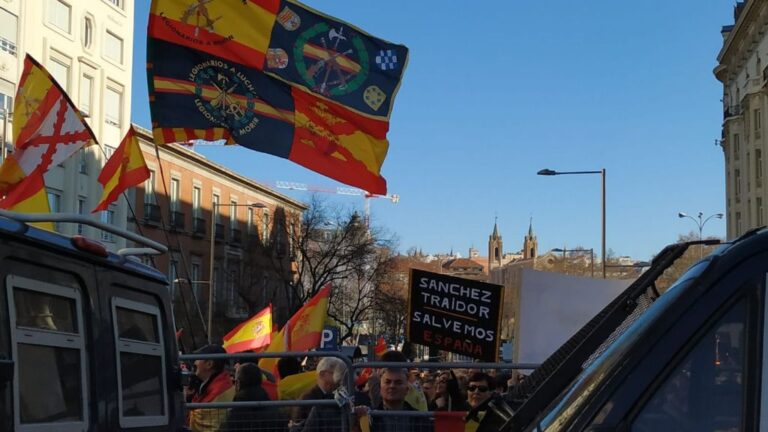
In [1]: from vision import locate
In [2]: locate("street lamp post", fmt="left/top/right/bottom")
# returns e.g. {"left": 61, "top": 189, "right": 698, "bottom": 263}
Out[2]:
{"left": 538, "top": 168, "right": 606, "bottom": 278}
{"left": 678, "top": 211, "right": 723, "bottom": 258}
{"left": 552, "top": 247, "right": 595, "bottom": 277}
{"left": 207, "top": 202, "right": 266, "bottom": 343}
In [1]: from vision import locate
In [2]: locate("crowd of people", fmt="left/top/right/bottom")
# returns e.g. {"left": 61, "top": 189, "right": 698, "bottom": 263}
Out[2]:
{"left": 184, "top": 344, "right": 528, "bottom": 432}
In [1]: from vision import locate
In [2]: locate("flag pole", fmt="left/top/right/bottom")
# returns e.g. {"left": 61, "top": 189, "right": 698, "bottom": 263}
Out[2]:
{"left": 1, "top": 107, "right": 9, "bottom": 161}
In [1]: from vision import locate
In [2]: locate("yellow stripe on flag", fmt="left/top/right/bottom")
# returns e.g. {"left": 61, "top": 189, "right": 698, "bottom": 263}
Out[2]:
{"left": 150, "top": 0, "right": 276, "bottom": 56}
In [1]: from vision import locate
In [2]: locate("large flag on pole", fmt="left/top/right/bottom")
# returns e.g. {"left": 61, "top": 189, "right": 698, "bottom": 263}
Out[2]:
{"left": 0, "top": 55, "right": 96, "bottom": 194}
{"left": 259, "top": 283, "right": 331, "bottom": 374}
{"left": 93, "top": 126, "right": 150, "bottom": 212}
{"left": 222, "top": 305, "right": 273, "bottom": 353}
{"left": 147, "top": 0, "right": 408, "bottom": 194}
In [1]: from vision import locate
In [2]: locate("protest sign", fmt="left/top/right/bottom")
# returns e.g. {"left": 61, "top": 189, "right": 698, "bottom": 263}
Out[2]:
{"left": 406, "top": 269, "right": 504, "bottom": 361}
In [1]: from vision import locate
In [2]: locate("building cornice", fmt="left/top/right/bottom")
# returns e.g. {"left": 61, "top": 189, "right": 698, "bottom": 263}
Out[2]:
{"left": 717, "top": 1, "right": 768, "bottom": 82}
{"left": 133, "top": 123, "right": 308, "bottom": 211}
{"left": 718, "top": 1, "right": 756, "bottom": 63}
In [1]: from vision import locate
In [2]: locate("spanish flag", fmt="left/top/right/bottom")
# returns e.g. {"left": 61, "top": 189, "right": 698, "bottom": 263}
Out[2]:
{"left": 0, "top": 172, "right": 54, "bottom": 231}
{"left": 93, "top": 126, "right": 150, "bottom": 212}
{"left": 0, "top": 55, "right": 95, "bottom": 193}
{"left": 222, "top": 305, "right": 273, "bottom": 353}
{"left": 259, "top": 284, "right": 331, "bottom": 374}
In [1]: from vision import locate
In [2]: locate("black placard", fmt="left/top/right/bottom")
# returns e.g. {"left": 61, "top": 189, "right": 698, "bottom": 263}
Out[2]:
{"left": 406, "top": 269, "right": 504, "bottom": 361}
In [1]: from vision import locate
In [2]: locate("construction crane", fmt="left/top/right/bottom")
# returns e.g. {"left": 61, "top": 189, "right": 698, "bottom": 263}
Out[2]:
{"left": 274, "top": 181, "right": 399, "bottom": 226}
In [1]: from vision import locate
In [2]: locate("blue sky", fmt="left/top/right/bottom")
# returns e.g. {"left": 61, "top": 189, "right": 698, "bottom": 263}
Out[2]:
{"left": 131, "top": 1, "right": 732, "bottom": 261}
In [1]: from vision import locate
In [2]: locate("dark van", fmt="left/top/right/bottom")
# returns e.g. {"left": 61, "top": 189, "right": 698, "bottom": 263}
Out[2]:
{"left": 0, "top": 210, "right": 184, "bottom": 431}
{"left": 479, "top": 230, "right": 768, "bottom": 432}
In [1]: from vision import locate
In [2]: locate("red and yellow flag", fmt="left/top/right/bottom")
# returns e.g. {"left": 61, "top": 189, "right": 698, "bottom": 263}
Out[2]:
{"left": 375, "top": 336, "right": 387, "bottom": 358}
{"left": 285, "top": 283, "right": 331, "bottom": 350}
{"left": 222, "top": 305, "right": 273, "bottom": 353}
{"left": 0, "top": 55, "right": 95, "bottom": 194}
{"left": 259, "top": 284, "right": 331, "bottom": 374}
{"left": 0, "top": 172, "right": 53, "bottom": 231}
{"left": 93, "top": 126, "right": 150, "bottom": 212}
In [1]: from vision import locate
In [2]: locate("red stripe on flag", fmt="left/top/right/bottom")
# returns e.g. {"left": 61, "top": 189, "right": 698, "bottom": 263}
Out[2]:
{"left": 434, "top": 412, "right": 467, "bottom": 432}
{"left": 222, "top": 334, "right": 272, "bottom": 354}
{"left": 247, "top": 0, "right": 281, "bottom": 14}
{"left": 161, "top": 128, "right": 176, "bottom": 144}
{"left": 93, "top": 166, "right": 151, "bottom": 212}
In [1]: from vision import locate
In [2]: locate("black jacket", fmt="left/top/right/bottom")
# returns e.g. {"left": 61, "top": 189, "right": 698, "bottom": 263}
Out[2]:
{"left": 223, "top": 385, "right": 287, "bottom": 432}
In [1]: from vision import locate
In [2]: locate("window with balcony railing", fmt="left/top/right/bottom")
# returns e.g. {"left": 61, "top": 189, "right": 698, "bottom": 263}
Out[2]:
{"left": 170, "top": 211, "right": 185, "bottom": 230}
{"left": 104, "top": 0, "right": 123, "bottom": 9}
{"left": 0, "top": 8, "right": 16, "bottom": 56}
{"left": 193, "top": 217, "right": 206, "bottom": 236}
{"left": 101, "top": 206, "right": 115, "bottom": 242}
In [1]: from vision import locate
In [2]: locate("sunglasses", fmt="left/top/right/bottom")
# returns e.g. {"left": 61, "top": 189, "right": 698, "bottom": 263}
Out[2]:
{"left": 467, "top": 385, "right": 489, "bottom": 392}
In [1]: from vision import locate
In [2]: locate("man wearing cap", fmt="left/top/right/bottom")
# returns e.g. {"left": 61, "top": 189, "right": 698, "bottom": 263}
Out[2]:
{"left": 187, "top": 344, "right": 236, "bottom": 431}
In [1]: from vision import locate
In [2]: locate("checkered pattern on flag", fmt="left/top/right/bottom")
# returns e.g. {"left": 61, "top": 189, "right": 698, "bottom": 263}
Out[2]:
{"left": 0, "top": 55, "right": 96, "bottom": 194}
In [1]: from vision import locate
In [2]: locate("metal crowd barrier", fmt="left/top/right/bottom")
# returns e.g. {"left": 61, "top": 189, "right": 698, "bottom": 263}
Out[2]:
{"left": 179, "top": 351, "right": 540, "bottom": 432}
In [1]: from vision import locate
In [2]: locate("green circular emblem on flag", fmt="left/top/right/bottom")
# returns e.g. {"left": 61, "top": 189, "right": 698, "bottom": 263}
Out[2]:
{"left": 294, "top": 23, "right": 369, "bottom": 97}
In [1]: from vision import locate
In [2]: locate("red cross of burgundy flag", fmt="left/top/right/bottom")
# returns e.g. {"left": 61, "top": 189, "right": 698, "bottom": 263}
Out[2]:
{"left": 93, "top": 126, "right": 150, "bottom": 212}
{"left": 0, "top": 55, "right": 96, "bottom": 195}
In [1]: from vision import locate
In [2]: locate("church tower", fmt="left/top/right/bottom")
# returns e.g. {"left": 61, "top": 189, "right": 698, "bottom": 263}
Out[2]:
{"left": 523, "top": 218, "right": 538, "bottom": 259}
{"left": 488, "top": 217, "right": 503, "bottom": 270}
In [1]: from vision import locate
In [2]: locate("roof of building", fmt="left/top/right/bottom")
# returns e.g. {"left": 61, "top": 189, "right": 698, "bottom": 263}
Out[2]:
{"left": 444, "top": 258, "right": 484, "bottom": 270}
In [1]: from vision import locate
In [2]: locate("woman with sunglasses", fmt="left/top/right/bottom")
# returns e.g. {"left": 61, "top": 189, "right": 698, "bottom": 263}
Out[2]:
{"left": 466, "top": 372, "right": 495, "bottom": 410}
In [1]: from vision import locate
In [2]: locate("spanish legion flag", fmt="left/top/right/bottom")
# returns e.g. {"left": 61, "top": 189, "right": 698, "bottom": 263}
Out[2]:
{"left": 222, "top": 305, "right": 273, "bottom": 353}
{"left": 0, "top": 55, "right": 95, "bottom": 194}
{"left": 93, "top": 126, "right": 150, "bottom": 212}
{"left": 259, "top": 283, "right": 331, "bottom": 373}
{"left": 147, "top": 0, "right": 408, "bottom": 194}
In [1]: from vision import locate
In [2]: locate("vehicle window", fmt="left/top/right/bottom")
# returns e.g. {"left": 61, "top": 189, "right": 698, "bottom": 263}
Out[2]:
{"left": 116, "top": 307, "right": 159, "bottom": 343}
{"left": 112, "top": 298, "right": 168, "bottom": 428}
{"left": 7, "top": 275, "right": 89, "bottom": 431}
{"left": 631, "top": 298, "right": 745, "bottom": 432}
{"left": 13, "top": 288, "right": 77, "bottom": 332}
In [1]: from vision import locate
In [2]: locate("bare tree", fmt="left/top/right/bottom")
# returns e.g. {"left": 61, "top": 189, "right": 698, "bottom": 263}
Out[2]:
{"left": 327, "top": 246, "right": 396, "bottom": 342}
{"left": 238, "top": 196, "right": 397, "bottom": 328}
{"left": 655, "top": 231, "right": 723, "bottom": 291}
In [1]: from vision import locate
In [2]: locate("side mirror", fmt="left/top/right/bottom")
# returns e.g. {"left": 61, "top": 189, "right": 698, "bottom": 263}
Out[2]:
{"left": 0, "top": 359, "right": 13, "bottom": 383}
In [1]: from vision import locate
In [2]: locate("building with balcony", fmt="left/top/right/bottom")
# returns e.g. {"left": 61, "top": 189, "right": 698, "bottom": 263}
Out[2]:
{"left": 0, "top": 0, "right": 134, "bottom": 250}
{"left": 133, "top": 126, "right": 307, "bottom": 343}
{"left": 715, "top": 1, "right": 768, "bottom": 237}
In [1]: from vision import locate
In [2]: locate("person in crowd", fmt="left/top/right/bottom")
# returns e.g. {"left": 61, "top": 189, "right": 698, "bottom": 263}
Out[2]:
{"left": 421, "top": 376, "right": 437, "bottom": 405}
{"left": 278, "top": 357, "right": 303, "bottom": 379}
{"left": 429, "top": 370, "right": 469, "bottom": 411}
{"left": 187, "top": 344, "right": 236, "bottom": 431}
{"left": 368, "top": 350, "right": 428, "bottom": 411}
{"left": 466, "top": 372, "right": 495, "bottom": 410}
{"left": 222, "top": 362, "right": 286, "bottom": 432}
{"left": 494, "top": 373, "right": 510, "bottom": 395}
{"left": 291, "top": 357, "right": 348, "bottom": 432}
{"left": 353, "top": 368, "right": 431, "bottom": 432}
